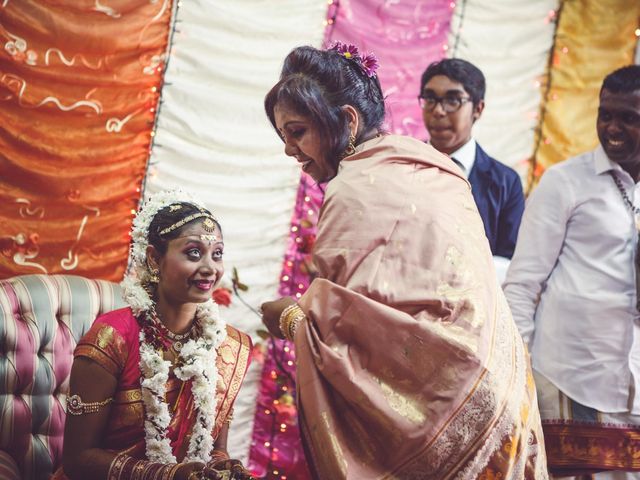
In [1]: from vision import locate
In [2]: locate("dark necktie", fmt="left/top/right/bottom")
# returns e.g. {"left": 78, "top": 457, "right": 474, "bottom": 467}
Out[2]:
{"left": 451, "top": 157, "right": 465, "bottom": 173}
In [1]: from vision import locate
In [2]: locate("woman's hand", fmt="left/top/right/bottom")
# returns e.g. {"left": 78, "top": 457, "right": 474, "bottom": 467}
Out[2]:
{"left": 260, "top": 297, "right": 296, "bottom": 339}
{"left": 202, "top": 458, "right": 256, "bottom": 479}
{"left": 174, "top": 462, "right": 206, "bottom": 480}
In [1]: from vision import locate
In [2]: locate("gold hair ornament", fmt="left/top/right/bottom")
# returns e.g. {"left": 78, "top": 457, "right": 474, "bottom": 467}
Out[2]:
{"left": 67, "top": 394, "right": 113, "bottom": 415}
{"left": 159, "top": 212, "right": 217, "bottom": 236}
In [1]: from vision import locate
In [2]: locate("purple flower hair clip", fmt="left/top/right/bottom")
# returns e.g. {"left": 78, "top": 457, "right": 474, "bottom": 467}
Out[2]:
{"left": 328, "top": 41, "right": 379, "bottom": 78}
{"left": 360, "top": 53, "right": 379, "bottom": 78}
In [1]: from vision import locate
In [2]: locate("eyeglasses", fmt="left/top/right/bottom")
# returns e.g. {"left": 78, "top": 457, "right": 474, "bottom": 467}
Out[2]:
{"left": 418, "top": 94, "right": 472, "bottom": 113}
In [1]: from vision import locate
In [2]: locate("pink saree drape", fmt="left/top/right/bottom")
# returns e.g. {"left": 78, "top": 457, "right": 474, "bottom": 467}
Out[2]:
{"left": 294, "top": 134, "right": 548, "bottom": 479}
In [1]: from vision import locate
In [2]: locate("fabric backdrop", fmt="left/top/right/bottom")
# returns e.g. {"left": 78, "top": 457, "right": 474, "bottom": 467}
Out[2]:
{"left": 0, "top": 0, "right": 172, "bottom": 280}
{"left": 0, "top": 0, "right": 638, "bottom": 475}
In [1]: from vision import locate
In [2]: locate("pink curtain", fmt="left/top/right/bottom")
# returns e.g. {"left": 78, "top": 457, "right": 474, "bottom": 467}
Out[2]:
{"left": 247, "top": 173, "right": 321, "bottom": 479}
{"left": 326, "top": 0, "right": 455, "bottom": 138}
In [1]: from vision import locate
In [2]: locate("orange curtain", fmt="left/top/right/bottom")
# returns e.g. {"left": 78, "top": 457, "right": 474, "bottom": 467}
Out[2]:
{"left": 529, "top": 0, "right": 640, "bottom": 187}
{"left": 0, "top": 0, "right": 173, "bottom": 280}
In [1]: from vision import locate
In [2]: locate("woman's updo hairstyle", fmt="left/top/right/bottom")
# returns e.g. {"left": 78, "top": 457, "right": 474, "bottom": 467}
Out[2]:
{"left": 147, "top": 202, "right": 221, "bottom": 256}
{"left": 265, "top": 45, "right": 385, "bottom": 174}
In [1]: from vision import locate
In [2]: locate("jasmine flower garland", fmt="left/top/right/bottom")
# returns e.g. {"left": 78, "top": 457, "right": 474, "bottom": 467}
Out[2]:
{"left": 122, "top": 189, "right": 227, "bottom": 463}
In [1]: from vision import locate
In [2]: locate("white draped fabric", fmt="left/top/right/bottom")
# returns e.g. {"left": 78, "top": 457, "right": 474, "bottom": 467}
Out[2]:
{"left": 145, "top": 0, "right": 327, "bottom": 461}
{"left": 447, "top": 0, "right": 559, "bottom": 177}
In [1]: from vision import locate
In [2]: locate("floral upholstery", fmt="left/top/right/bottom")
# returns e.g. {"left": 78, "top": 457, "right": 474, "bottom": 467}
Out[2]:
{"left": 0, "top": 274, "right": 124, "bottom": 480}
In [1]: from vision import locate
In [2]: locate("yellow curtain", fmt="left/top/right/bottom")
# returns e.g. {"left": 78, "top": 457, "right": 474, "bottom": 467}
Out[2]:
{"left": 528, "top": 0, "right": 640, "bottom": 188}
{"left": 0, "top": 0, "right": 173, "bottom": 280}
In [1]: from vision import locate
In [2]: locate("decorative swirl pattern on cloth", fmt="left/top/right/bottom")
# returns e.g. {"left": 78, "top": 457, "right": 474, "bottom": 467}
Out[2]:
{"left": 0, "top": 0, "right": 174, "bottom": 280}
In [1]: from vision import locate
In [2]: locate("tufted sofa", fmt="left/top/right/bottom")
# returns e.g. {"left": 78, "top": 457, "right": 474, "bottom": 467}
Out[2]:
{"left": 0, "top": 274, "right": 125, "bottom": 480}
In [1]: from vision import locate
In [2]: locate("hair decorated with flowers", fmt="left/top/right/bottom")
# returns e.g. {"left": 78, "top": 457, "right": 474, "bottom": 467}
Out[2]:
{"left": 121, "top": 189, "right": 228, "bottom": 463}
{"left": 122, "top": 189, "right": 220, "bottom": 314}
{"left": 264, "top": 45, "right": 385, "bottom": 178}
{"left": 329, "top": 41, "right": 379, "bottom": 78}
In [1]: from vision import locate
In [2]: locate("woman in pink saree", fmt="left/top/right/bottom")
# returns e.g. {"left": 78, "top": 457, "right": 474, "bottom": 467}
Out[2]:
{"left": 261, "top": 44, "right": 548, "bottom": 479}
{"left": 55, "top": 191, "right": 253, "bottom": 480}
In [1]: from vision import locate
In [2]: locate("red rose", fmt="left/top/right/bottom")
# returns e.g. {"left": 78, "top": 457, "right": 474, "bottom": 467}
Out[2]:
{"left": 212, "top": 287, "right": 232, "bottom": 307}
{"left": 299, "top": 234, "right": 316, "bottom": 254}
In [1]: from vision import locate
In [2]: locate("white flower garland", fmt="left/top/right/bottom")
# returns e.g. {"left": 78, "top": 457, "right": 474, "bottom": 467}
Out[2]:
{"left": 122, "top": 189, "right": 227, "bottom": 463}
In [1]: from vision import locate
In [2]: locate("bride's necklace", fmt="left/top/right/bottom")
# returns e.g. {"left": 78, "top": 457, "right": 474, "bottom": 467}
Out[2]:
{"left": 146, "top": 304, "right": 199, "bottom": 353}
{"left": 137, "top": 301, "right": 223, "bottom": 463}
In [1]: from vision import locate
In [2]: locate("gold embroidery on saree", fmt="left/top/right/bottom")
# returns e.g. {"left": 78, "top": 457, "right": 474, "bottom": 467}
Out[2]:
{"left": 374, "top": 376, "right": 426, "bottom": 425}
{"left": 321, "top": 411, "right": 348, "bottom": 476}
{"left": 97, "top": 325, "right": 115, "bottom": 348}
{"left": 76, "top": 323, "right": 128, "bottom": 375}
{"left": 212, "top": 326, "right": 251, "bottom": 438}
{"left": 75, "top": 345, "right": 120, "bottom": 376}
{"left": 115, "top": 389, "right": 142, "bottom": 403}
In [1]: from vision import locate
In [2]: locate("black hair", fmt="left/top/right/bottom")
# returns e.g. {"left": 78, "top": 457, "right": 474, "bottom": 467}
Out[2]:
{"left": 147, "top": 202, "right": 221, "bottom": 256}
{"left": 264, "top": 45, "right": 385, "bottom": 175}
{"left": 419, "top": 58, "right": 486, "bottom": 107}
{"left": 601, "top": 65, "right": 640, "bottom": 95}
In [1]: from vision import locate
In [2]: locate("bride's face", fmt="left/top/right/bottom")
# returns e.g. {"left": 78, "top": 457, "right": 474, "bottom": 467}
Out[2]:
{"left": 274, "top": 103, "right": 335, "bottom": 182}
{"left": 149, "top": 221, "right": 225, "bottom": 307}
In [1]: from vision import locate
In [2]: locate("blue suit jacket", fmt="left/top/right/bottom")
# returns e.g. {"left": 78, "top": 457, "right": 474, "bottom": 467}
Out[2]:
{"left": 467, "top": 144, "right": 525, "bottom": 258}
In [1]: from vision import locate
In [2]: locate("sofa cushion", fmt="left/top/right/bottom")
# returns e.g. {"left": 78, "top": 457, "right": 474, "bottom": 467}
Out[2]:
{"left": 0, "top": 274, "right": 124, "bottom": 480}
{"left": 0, "top": 449, "right": 20, "bottom": 480}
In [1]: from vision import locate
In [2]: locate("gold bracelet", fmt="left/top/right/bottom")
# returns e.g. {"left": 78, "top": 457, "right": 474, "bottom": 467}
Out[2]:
{"left": 287, "top": 306, "right": 305, "bottom": 341}
{"left": 278, "top": 303, "right": 297, "bottom": 337}
{"left": 163, "top": 463, "right": 181, "bottom": 480}
{"left": 187, "top": 471, "right": 203, "bottom": 480}
{"left": 67, "top": 394, "right": 113, "bottom": 415}
{"left": 278, "top": 303, "right": 306, "bottom": 341}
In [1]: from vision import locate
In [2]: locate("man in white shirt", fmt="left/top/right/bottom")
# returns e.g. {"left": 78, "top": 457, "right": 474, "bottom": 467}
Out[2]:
{"left": 504, "top": 65, "right": 640, "bottom": 479}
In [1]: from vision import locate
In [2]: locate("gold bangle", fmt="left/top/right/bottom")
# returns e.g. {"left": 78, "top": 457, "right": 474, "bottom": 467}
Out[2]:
{"left": 165, "top": 463, "right": 181, "bottom": 480}
{"left": 278, "top": 303, "right": 306, "bottom": 341}
{"left": 67, "top": 394, "right": 113, "bottom": 415}
{"left": 187, "top": 471, "right": 203, "bottom": 480}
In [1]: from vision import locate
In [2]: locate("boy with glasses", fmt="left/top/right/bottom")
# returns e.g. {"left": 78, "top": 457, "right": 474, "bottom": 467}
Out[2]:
{"left": 419, "top": 58, "right": 525, "bottom": 260}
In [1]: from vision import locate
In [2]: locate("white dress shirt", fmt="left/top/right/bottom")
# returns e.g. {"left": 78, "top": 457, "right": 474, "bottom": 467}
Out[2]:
{"left": 504, "top": 146, "right": 640, "bottom": 413}
{"left": 449, "top": 138, "right": 476, "bottom": 178}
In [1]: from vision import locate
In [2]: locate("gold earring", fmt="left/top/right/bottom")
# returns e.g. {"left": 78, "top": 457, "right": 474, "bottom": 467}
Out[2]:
{"left": 343, "top": 134, "right": 356, "bottom": 157}
{"left": 149, "top": 268, "right": 160, "bottom": 284}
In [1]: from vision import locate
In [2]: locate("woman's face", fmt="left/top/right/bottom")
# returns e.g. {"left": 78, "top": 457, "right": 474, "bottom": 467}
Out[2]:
{"left": 274, "top": 103, "right": 335, "bottom": 182}
{"left": 149, "top": 220, "right": 224, "bottom": 307}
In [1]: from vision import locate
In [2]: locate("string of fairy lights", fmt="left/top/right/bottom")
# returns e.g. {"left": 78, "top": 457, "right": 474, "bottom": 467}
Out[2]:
{"left": 248, "top": 175, "right": 322, "bottom": 479}
{"left": 125, "top": 0, "right": 181, "bottom": 264}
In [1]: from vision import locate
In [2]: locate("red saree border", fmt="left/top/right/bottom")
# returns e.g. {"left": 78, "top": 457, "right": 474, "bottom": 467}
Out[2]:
{"left": 212, "top": 326, "right": 252, "bottom": 438}
{"left": 543, "top": 421, "right": 640, "bottom": 474}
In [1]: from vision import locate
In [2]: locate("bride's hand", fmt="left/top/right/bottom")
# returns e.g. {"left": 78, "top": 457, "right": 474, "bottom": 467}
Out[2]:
{"left": 174, "top": 462, "right": 205, "bottom": 480}
{"left": 260, "top": 297, "right": 296, "bottom": 339}
{"left": 202, "top": 458, "right": 256, "bottom": 479}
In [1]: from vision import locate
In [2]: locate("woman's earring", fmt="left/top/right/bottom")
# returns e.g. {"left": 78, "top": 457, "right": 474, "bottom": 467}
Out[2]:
{"left": 149, "top": 268, "right": 160, "bottom": 284}
{"left": 343, "top": 134, "right": 356, "bottom": 157}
